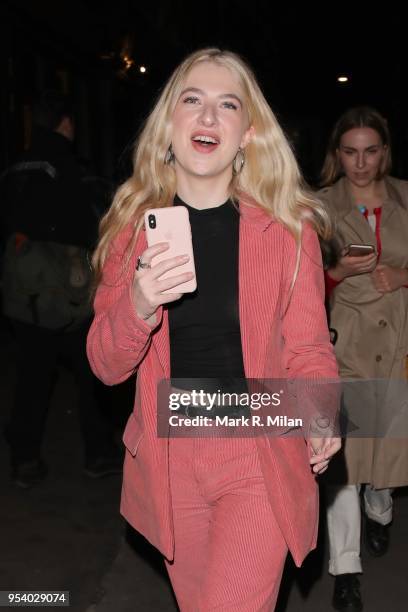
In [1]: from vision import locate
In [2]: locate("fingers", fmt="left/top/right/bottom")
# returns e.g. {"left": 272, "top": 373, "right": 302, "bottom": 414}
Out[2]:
{"left": 310, "top": 452, "right": 327, "bottom": 464}
{"left": 341, "top": 254, "right": 377, "bottom": 276}
{"left": 310, "top": 451, "right": 331, "bottom": 474}
{"left": 132, "top": 243, "right": 196, "bottom": 320}
{"left": 343, "top": 254, "right": 376, "bottom": 265}
{"left": 136, "top": 245, "right": 192, "bottom": 281}
{"left": 372, "top": 266, "right": 386, "bottom": 277}
{"left": 312, "top": 460, "right": 329, "bottom": 474}
{"left": 160, "top": 292, "right": 183, "bottom": 304}
{"left": 372, "top": 279, "right": 390, "bottom": 293}
{"left": 136, "top": 242, "right": 169, "bottom": 270}
{"left": 151, "top": 255, "right": 191, "bottom": 280}
{"left": 353, "top": 254, "right": 377, "bottom": 272}
{"left": 313, "top": 463, "right": 329, "bottom": 474}
{"left": 355, "top": 253, "right": 376, "bottom": 263}
{"left": 156, "top": 271, "right": 195, "bottom": 292}
{"left": 309, "top": 437, "right": 341, "bottom": 475}
{"left": 371, "top": 268, "right": 391, "bottom": 293}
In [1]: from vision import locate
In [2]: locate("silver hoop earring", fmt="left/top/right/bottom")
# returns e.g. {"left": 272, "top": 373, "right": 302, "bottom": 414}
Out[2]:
{"left": 233, "top": 147, "right": 245, "bottom": 175}
{"left": 165, "top": 144, "right": 175, "bottom": 165}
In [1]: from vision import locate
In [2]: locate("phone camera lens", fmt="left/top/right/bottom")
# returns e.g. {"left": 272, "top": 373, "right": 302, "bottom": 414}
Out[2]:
{"left": 148, "top": 214, "right": 156, "bottom": 229}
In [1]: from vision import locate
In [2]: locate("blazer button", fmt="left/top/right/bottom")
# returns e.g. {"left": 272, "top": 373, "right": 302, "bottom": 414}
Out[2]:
{"left": 378, "top": 320, "right": 387, "bottom": 327}
{"left": 376, "top": 355, "right": 382, "bottom": 362}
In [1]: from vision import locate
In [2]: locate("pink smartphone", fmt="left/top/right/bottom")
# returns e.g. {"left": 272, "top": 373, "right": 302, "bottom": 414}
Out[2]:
{"left": 144, "top": 206, "right": 196, "bottom": 293}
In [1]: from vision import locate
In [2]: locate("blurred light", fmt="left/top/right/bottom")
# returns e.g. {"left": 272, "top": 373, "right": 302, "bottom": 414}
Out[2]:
{"left": 123, "top": 54, "right": 134, "bottom": 70}
{"left": 337, "top": 76, "right": 349, "bottom": 83}
{"left": 139, "top": 66, "right": 147, "bottom": 73}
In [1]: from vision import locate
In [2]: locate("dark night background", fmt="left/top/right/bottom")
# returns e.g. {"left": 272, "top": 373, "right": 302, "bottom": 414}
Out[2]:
{"left": 1, "top": 4, "right": 408, "bottom": 609}
{"left": 1, "top": 0, "right": 407, "bottom": 186}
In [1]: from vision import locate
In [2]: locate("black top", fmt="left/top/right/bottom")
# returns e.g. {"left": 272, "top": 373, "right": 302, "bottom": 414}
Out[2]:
{"left": 168, "top": 195, "right": 246, "bottom": 386}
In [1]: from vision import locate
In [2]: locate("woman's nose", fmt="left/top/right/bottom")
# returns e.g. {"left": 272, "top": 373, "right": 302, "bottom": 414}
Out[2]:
{"left": 199, "top": 104, "right": 217, "bottom": 126}
{"left": 356, "top": 153, "right": 365, "bottom": 169}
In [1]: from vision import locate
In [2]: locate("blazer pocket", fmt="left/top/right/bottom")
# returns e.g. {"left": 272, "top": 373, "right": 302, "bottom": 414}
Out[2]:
{"left": 122, "top": 413, "right": 144, "bottom": 457}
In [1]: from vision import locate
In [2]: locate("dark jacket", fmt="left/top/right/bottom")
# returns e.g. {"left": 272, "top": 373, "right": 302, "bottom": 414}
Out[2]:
{"left": 1, "top": 127, "right": 98, "bottom": 249}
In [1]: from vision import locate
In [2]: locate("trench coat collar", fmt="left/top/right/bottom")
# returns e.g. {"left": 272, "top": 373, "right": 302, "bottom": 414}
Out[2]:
{"left": 329, "top": 177, "right": 403, "bottom": 243}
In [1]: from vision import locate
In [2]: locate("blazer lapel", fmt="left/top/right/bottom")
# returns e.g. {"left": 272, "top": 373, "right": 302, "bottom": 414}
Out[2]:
{"left": 239, "top": 201, "right": 282, "bottom": 378}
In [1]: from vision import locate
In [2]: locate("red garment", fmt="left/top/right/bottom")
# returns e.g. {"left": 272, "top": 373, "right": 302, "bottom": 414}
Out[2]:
{"left": 87, "top": 199, "right": 339, "bottom": 567}
{"left": 362, "top": 206, "right": 382, "bottom": 259}
{"left": 325, "top": 271, "right": 341, "bottom": 296}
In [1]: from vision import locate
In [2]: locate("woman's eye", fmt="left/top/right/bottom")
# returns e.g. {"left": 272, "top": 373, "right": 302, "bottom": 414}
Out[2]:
{"left": 183, "top": 96, "right": 200, "bottom": 104}
{"left": 222, "top": 101, "right": 238, "bottom": 110}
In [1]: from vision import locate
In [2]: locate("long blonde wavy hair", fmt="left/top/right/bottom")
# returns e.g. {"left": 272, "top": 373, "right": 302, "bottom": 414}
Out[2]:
{"left": 93, "top": 48, "right": 331, "bottom": 283}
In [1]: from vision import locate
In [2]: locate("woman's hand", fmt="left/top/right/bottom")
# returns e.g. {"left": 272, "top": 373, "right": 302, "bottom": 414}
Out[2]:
{"left": 328, "top": 252, "right": 377, "bottom": 282}
{"left": 371, "top": 264, "right": 408, "bottom": 293}
{"left": 132, "top": 242, "right": 195, "bottom": 326}
{"left": 309, "top": 437, "right": 341, "bottom": 475}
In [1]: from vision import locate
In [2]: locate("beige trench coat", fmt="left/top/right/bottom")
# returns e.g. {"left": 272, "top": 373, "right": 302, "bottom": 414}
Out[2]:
{"left": 319, "top": 176, "right": 408, "bottom": 488}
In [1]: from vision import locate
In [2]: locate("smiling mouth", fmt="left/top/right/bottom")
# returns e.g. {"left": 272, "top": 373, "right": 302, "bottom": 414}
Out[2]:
{"left": 191, "top": 135, "right": 220, "bottom": 146}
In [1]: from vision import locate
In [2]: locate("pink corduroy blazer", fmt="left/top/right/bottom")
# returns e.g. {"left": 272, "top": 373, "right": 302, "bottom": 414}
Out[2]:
{"left": 87, "top": 199, "right": 338, "bottom": 567}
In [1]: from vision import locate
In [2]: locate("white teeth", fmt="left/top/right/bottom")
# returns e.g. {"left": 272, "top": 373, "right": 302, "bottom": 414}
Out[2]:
{"left": 192, "top": 135, "right": 218, "bottom": 144}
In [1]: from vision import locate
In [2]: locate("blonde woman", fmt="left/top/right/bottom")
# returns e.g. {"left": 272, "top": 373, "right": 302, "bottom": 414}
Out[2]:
{"left": 87, "top": 48, "right": 340, "bottom": 611}
{"left": 320, "top": 106, "right": 408, "bottom": 612}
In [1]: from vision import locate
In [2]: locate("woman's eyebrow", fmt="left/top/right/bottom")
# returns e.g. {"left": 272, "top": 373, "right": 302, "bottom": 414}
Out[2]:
{"left": 179, "top": 88, "right": 242, "bottom": 107}
{"left": 180, "top": 87, "right": 204, "bottom": 96}
{"left": 340, "top": 145, "right": 380, "bottom": 151}
{"left": 219, "top": 93, "right": 243, "bottom": 107}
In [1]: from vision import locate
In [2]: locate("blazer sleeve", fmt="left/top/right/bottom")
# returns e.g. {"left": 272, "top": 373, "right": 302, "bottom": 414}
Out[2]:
{"left": 281, "top": 223, "right": 340, "bottom": 437}
{"left": 86, "top": 227, "right": 163, "bottom": 386}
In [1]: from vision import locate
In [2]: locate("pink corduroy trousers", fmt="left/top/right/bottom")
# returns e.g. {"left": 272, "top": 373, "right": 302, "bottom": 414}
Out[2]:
{"left": 165, "top": 434, "right": 288, "bottom": 611}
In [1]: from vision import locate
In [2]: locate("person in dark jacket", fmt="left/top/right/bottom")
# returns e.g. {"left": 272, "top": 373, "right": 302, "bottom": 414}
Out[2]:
{"left": 2, "top": 90, "right": 121, "bottom": 488}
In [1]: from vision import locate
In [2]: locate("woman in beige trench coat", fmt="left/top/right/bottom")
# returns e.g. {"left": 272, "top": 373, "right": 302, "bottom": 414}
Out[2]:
{"left": 319, "top": 106, "right": 408, "bottom": 612}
